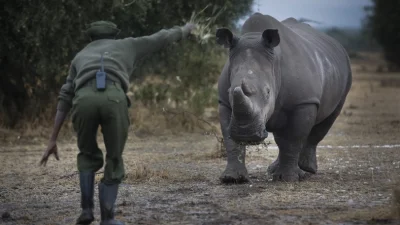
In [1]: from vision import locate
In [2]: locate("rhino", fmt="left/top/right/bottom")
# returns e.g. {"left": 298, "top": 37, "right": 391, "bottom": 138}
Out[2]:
{"left": 216, "top": 13, "right": 352, "bottom": 183}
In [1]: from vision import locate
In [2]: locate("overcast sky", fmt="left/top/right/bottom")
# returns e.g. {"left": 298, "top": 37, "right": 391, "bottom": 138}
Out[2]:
{"left": 240, "top": 0, "right": 373, "bottom": 28}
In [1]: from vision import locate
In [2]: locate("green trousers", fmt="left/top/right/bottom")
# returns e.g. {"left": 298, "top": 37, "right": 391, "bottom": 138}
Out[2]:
{"left": 71, "top": 81, "right": 130, "bottom": 184}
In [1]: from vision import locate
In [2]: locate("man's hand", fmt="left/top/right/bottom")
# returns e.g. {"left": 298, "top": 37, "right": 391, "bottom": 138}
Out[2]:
{"left": 40, "top": 140, "right": 60, "bottom": 166}
{"left": 40, "top": 109, "right": 67, "bottom": 166}
{"left": 184, "top": 22, "right": 197, "bottom": 33}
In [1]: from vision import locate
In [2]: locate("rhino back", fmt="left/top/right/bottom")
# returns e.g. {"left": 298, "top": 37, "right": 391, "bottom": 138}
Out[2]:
{"left": 241, "top": 13, "right": 283, "bottom": 34}
{"left": 278, "top": 18, "right": 351, "bottom": 122}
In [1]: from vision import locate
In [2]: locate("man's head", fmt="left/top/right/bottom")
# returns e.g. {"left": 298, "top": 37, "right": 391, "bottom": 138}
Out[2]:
{"left": 85, "top": 21, "right": 120, "bottom": 41}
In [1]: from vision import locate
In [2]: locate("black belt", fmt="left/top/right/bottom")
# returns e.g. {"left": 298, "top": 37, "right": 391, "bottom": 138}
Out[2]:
{"left": 80, "top": 77, "right": 131, "bottom": 107}
{"left": 83, "top": 79, "right": 120, "bottom": 87}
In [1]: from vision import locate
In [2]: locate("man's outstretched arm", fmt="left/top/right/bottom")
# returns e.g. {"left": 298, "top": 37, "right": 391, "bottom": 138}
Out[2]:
{"left": 132, "top": 23, "right": 196, "bottom": 59}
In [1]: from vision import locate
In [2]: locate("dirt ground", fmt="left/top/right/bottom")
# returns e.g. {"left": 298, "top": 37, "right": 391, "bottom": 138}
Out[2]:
{"left": 1, "top": 61, "right": 400, "bottom": 225}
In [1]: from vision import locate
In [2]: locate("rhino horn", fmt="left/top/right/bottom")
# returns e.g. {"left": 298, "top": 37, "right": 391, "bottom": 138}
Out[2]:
{"left": 232, "top": 86, "right": 253, "bottom": 118}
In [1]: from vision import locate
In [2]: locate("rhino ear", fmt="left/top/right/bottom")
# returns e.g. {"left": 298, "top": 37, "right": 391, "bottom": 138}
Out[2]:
{"left": 262, "top": 29, "right": 280, "bottom": 48}
{"left": 216, "top": 28, "right": 235, "bottom": 48}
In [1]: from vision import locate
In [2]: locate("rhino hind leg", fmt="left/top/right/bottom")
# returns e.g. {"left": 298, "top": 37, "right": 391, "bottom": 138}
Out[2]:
{"left": 298, "top": 144, "right": 318, "bottom": 174}
{"left": 299, "top": 100, "right": 346, "bottom": 173}
{"left": 267, "top": 157, "right": 279, "bottom": 174}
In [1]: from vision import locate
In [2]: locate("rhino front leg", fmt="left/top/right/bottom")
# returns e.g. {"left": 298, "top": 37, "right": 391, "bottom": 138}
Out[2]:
{"left": 272, "top": 104, "right": 317, "bottom": 182}
{"left": 219, "top": 104, "right": 249, "bottom": 184}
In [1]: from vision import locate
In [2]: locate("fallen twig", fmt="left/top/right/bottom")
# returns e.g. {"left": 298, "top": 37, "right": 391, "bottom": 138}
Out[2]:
{"left": 60, "top": 171, "right": 104, "bottom": 179}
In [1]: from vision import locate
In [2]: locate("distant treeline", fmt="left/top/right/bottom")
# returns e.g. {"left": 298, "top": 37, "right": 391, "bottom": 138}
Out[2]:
{"left": 363, "top": 0, "right": 400, "bottom": 70}
{"left": 320, "top": 27, "right": 381, "bottom": 55}
{"left": 319, "top": 0, "right": 400, "bottom": 70}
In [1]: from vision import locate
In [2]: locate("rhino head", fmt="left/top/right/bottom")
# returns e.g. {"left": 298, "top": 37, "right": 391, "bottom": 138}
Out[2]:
{"left": 216, "top": 28, "right": 281, "bottom": 144}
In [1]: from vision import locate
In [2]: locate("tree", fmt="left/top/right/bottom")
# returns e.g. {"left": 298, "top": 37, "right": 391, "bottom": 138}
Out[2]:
{"left": 0, "top": 0, "right": 254, "bottom": 127}
{"left": 364, "top": 0, "right": 400, "bottom": 70}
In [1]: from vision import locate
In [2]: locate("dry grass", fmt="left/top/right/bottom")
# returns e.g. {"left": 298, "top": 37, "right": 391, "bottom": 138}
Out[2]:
{"left": 0, "top": 98, "right": 222, "bottom": 146}
{"left": 187, "top": 4, "right": 226, "bottom": 44}
{"left": 329, "top": 207, "right": 394, "bottom": 222}
{"left": 125, "top": 163, "right": 171, "bottom": 182}
{"left": 123, "top": 160, "right": 210, "bottom": 184}
{"left": 178, "top": 142, "right": 226, "bottom": 161}
{"left": 135, "top": 106, "right": 218, "bottom": 134}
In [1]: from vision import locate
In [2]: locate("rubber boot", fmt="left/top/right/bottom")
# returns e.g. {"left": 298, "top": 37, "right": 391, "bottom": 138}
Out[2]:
{"left": 76, "top": 172, "right": 95, "bottom": 224}
{"left": 99, "top": 182, "right": 124, "bottom": 225}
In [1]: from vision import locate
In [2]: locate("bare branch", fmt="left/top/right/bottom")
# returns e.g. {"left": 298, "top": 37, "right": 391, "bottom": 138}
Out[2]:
{"left": 124, "top": 0, "right": 136, "bottom": 7}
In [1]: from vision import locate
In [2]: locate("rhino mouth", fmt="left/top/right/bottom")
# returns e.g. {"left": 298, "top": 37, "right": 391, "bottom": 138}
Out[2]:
{"left": 236, "top": 139, "right": 266, "bottom": 146}
{"left": 229, "top": 82, "right": 269, "bottom": 145}
{"left": 229, "top": 127, "right": 268, "bottom": 145}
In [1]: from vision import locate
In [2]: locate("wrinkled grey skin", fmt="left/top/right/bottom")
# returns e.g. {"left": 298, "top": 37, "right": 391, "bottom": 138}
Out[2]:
{"left": 217, "top": 13, "right": 352, "bottom": 183}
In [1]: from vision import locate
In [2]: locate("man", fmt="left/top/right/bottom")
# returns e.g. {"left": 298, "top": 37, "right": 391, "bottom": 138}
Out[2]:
{"left": 40, "top": 21, "right": 196, "bottom": 225}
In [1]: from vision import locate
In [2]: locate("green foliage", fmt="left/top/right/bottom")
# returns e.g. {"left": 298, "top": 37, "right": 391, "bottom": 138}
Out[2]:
{"left": 363, "top": 0, "right": 400, "bottom": 69}
{"left": 132, "top": 41, "right": 224, "bottom": 115}
{"left": 0, "top": 0, "right": 254, "bottom": 127}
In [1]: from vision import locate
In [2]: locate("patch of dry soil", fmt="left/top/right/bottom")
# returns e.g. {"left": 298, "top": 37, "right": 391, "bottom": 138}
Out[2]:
{"left": 1, "top": 69, "right": 400, "bottom": 225}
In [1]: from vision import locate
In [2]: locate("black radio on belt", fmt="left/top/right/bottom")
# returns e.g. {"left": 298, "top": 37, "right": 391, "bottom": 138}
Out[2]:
{"left": 96, "top": 53, "right": 107, "bottom": 91}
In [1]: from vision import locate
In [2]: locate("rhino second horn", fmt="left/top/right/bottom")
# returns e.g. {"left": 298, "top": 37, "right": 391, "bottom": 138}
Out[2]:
{"left": 233, "top": 86, "right": 253, "bottom": 118}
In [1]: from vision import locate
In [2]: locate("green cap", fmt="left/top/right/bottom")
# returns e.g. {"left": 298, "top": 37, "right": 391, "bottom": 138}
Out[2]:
{"left": 85, "top": 21, "right": 120, "bottom": 38}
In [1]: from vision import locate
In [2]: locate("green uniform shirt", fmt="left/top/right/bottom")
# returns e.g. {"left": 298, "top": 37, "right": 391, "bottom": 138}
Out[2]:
{"left": 57, "top": 26, "right": 191, "bottom": 112}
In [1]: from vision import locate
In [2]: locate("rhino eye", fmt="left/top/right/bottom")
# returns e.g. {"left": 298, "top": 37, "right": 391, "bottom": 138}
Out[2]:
{"left": 265, "top": 88, "right": 270, "bottom": 97}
